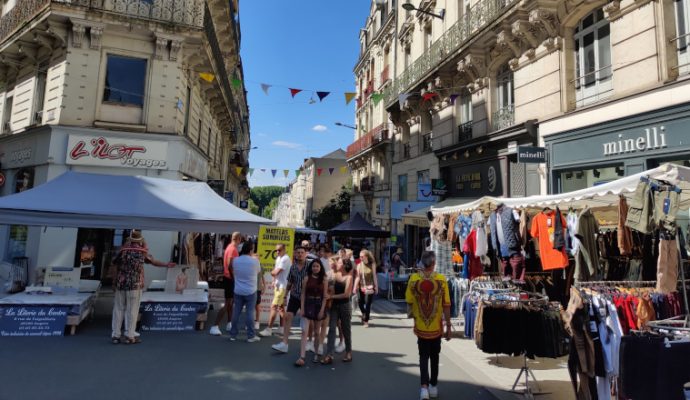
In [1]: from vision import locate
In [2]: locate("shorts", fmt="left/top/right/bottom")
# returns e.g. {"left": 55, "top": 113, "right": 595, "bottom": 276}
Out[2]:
{"left": 222, "top": 277, "right": 234, "bottom": 299}
{"left": 272, "top": 287, "right": 287, "bottom": 307}
{"left": 286, "top": 295, "right": 301, "bottom": 314}
{"left": 256, "top": 291, "right": 262, "bottom": 305}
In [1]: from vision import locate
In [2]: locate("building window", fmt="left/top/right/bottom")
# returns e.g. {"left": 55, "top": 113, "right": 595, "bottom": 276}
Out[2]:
{"left": 456, "top": 91, "right": 473, "bottom": 142}
{"left": 675, "top": 0, "right": 690, "bottom": 75}
{"left": 103, "top": 55, "right": 147, "bottom": 107}
{"left": 398, "top": 174, "right": 408, "bottom": 201}
{"left": 183, "top": 86, "right": 191, "bottom": 136}
{"left": 404, "top": 46, "right": 411, "bottom": 68}
{"left": 573, "top": 8, "right": 612, "bottom": 107}
{"left": 493, "top": 64, "right": 514, "bottom": 131}
{"left": 424, "top": 26, "right": 432, "bottom": 52}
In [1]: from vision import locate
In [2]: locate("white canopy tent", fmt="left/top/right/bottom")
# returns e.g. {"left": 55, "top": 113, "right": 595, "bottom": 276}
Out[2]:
{"left": 0, "top": 171, "right": 273, "bottom": 234}
{"left": 432, "top": 163, "right": 690, "bottom": 215}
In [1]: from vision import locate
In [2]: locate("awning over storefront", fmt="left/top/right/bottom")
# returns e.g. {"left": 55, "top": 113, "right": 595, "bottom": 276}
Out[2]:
{"left": 432, "top": 163, "right": 690, "bottom": 214}
{"left": 0, "top": 171, "right": 273, "bottom": 234}
{"left": 402, "top": 198, "right": 478, "bottom": 227}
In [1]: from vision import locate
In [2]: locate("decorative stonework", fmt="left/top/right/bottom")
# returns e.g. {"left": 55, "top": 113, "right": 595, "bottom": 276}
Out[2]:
{"left": 89, "top": 26, "right": 103, "bottom": 50}
{"left": 529, "top": 9, "right": 558, "bottom": 39}
{"left": 543, "top": 36, "right": 562, "bottom": 52}
{"left": 170, "top": 40, "right": 183, "bottom": 62}
{"left": 512, "top": 20, "right": 540, "bottom": 51}
{"left": 155, "top": 37, "right": 169, "bottom": 60}
{"left": 496, "top": 29, "right": 522, "bottom": 59}
{"left": 71, "top": 23, "right": 85, "bottom": 48}
{"left": 457, "top": 54, "right": 486, "bottom": 83}
{"left": 602, "top": 1, "right": 621, "bottom": 19}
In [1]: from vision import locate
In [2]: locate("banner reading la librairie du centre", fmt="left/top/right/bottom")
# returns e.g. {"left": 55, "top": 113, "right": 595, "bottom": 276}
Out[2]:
{"left": 257, "top": 226, "right": 294, "bottom": 322}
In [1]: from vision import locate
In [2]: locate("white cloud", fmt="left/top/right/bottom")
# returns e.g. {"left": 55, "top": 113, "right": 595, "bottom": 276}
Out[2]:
{"left": 272, "top": 141, "right": 302, "bottom": 149}
{"left": 312, "top": 125, "right": 328, "bottom": 132}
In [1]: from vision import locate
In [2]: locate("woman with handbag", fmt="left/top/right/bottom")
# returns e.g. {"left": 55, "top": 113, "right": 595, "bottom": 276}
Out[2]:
{"left": 354, "top": 249, "right": 378, "bottom": 328}
{"left": 295, "top": 259, "right": 328, "bottom": 366}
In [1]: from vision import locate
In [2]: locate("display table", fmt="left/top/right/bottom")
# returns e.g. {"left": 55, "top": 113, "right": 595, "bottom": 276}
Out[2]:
{"left": 148, "top": 280, "right": 209, "bottom": 292}
{"left": 0, "top": 290, "right": 97, "bottom": 336}
{"left": 139, "top": 290, "right": 209, "bottom": 331}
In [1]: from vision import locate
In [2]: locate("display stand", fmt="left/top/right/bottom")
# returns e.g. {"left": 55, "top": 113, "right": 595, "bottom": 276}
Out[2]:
{"left": 509, "top": 355, "right": 549, "bottom": 399}
{"left": 388, "top": 274, "right": 410, "bottom": 302}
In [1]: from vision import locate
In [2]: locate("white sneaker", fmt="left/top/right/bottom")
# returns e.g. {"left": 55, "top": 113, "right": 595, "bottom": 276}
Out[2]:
{"left": 209, "top": 326, "right": 222, "bottom": 336}
{"left": 254, "top": 321, "right": 260, "bottom": 330}
{"left": 306, "top": 340, "right": 315, "bottom": 353}
{"left": 420, "top": 387, "right": 430, "bottom": 400}
{"left": 247, "top": 336, "right": 261, "bottom": 343}
{"left": 226, "top": 322, "right": 233, "bottom": 332}
{"left": 428, "top": 385, "right": 438, "bottom": 398}
{"left": 335, "top": 342, "right": 346, "bottom": 353}
{"left": 229, "top": 336, "right": 236, "bottom": 342}
{"left": 258, "top": 327, "right": 273, "bottom": 337}
{"left": 271, "top": 342, "right": 289, "bottom": 353}
{"left": 316, "top": 346, "right": 323, "bottom": 356}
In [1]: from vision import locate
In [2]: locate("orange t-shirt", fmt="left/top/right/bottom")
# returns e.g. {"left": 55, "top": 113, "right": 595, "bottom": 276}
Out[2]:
{"left": 530, "top": 211, "right": 568, "bottom": 270}
{"left": 223, "top": 243, "right": 238, "bottom": 279}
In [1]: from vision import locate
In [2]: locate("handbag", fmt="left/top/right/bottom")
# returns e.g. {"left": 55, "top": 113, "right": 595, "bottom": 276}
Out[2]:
{"left": 361, "top": 268, "right": 375, "bottom": 295}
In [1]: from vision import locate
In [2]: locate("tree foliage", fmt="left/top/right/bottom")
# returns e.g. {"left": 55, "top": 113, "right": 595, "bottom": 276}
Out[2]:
{"left": 311, "top": 182, "right": 351, "bottom": 230}
{"left": 249, "top": 186, "right": 284, "bottom": 216}
{"left": 247, "top": 198, "right": 260, "bottom": 216}
{"left": 263, "top": 196, "right": 280, "bottom": 219}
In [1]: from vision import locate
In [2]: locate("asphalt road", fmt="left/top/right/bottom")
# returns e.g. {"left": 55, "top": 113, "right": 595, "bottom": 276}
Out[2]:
{"left": 0, "top": 295, "right": 499, "bottom": 400}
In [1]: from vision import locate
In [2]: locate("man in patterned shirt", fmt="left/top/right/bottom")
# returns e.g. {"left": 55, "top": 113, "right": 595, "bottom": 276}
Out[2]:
{"left": 405, "top": 251, "right": 451, "bottom": 400}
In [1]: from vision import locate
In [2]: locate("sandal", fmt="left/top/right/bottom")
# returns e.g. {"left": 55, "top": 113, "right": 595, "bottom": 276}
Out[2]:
{"left": 124, "top": 337, "right": 142, "bottom": 344}
{"left": 342, "top": 353, "right": 353, "bottom": 363}
{"left": 320, "top": 355, "right": 333, "bottom": 365}
{"left": 111, "top": 337, "right": 121, "bottom": 344}
{"left": 294, "top": 357, "right": 305, "bottom": 367}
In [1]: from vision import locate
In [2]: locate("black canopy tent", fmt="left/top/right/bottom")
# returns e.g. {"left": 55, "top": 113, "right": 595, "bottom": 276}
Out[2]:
{"left": 328, "top": 213, "right": 390, "bottom": 238}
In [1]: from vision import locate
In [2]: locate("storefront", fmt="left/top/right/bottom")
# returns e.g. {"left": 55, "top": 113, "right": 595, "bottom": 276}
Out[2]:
{"left": 545, "top": 103, "right": 690, "bottom": 194}
{"left": 434, "top": 121, "right": 541, "bottom": 200}
{"left": 0, "top": 126, "right": 211, "bottom": 286}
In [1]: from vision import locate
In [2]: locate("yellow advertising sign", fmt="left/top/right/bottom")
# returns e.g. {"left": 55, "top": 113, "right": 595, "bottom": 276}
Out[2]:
{"left": 257, "top": 226, "right": 294, "bottom": 323}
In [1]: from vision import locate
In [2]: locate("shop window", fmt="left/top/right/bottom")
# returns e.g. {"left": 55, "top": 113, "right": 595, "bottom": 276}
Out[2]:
{"left": 493, "top": 64, "right": 514, "bottom": 131}
{"left": 14, "top": 169, "right": 33, "bottom": 193}
{"left": 103, "top": 55, "right": 147, "bottom": 107}
{"left": 398, "top": 174, "right": 408, "bottom": 201}
{"left": 558, "top": 166, "right": 621, "bottom": 193}
{"left": 573, "top": 9, "right": 613, "bottom": 107}
{"left": 456, "top": 91, "right": 473, "bottom": 142}
{"left": 675, "top": 0, "right": 690, "bottom": 75}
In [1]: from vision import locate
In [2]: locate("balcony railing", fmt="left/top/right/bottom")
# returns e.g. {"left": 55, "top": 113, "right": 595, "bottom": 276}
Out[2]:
{"left": 382, "top": 0, "right": 517, "bottom": 104}
{"left": 204, "top": 4, "right": 238, "bottom": 117}
{"left": 380, "top": 65, "right": 390, "bottom": 88}
{"left": 1, "top": 0, "right": 205, "bottom": 46}
{"left": 422, "top": 133, "right": 432, "bottom": 153}
{"left": 492, "top": 105, "right": 515, "bottom": 131}
{"left": 458, "top": 121, "right": 473, "bottom": 143}
{"left": 359, "top": 176, "right": 375, "bottom": 193}
{"left": 346, "top": 124, "right": 389, "bottom": 158}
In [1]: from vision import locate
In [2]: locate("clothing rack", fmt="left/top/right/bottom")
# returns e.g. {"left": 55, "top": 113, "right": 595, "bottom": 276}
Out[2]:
{"left": 574, "top": 280, "right": 657, "bottom": 288}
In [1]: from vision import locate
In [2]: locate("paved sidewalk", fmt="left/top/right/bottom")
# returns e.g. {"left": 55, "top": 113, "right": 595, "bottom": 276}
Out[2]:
{"left": 370, "top": 299, "right": 574, "bottom": 400}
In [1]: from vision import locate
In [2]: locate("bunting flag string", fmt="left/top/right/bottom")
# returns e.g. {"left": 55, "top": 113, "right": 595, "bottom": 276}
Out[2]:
{"left": 344, "top": 92, "right": 356, "bottom": 105}
{"left": 271, "top": 169, "right": 277, "bottom": 177}
{"left": 244, "top": 166, "right": 351, "bottom": 180}
{"left": 199, "top": 72, "right": 215, "bottom": 83}
{"left": 232, "top": 78, "right": 242, "bottom": 89}
{"left": 422, "top": 92, "right": 438, "bottom": 102}
{"left": 248, "top": 168, "right": 255, "bottom": 176}
{"left": 328, "top": 167, "right": 335, "bottom": 175}
{"left": 235, "top": 166, "right": 242, "bottom": 176}
{"left": 283, "top": 170, "right": 289, "bottom": 178}
{"left": 317, "top": 168, "right": 323, "bottom": 176}
{"left": 295, "top": 170, "right": 301, "bottom": 177}
{"left": 261, "top": 83, "right": 272, "bottom": 95}
{"left": 289, "top": 88, "right": 302, "bottom": 98}
{"left": 449, "top": 94, "right": 459, "bottom": 105}
{"left": 339, "top": 166, "right": 348, "bottom": 174}
{"left": 316, "top": 91, "right": 330, "bottom": 102}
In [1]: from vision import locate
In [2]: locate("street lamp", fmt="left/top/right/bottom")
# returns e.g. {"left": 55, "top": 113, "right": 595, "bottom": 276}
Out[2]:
{"left": 335, "top": 122, "right": 356, "bottom": 130}
{"left": 401, "top": 2, "right": 445, "bottom": 20}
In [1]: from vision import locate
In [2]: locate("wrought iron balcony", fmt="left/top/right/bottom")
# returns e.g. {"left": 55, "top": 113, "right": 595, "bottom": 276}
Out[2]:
{"left": 383, "top": 0, "right": 517, "bottom": 104}
{"left": 1, "top": 0, "right": 205, "bottom": 46}
{"left": 346, "top": 124, "right": 390, "bottom": 159}
{"left": 204, "top": 4, "right": 239, "bottom": 120}
{"left": 492, "top": 105, "right": 515, "bottom": 131}
{"left": 359, "top": 176, "right": 375, "bottom": 193}
{"left": 458, "top": 121, "right": 473, "bottom": 143}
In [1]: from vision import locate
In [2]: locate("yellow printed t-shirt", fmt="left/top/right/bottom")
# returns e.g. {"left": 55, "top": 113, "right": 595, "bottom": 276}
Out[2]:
{"left": 405, "top": 272, "right": 450, "bottom": 339}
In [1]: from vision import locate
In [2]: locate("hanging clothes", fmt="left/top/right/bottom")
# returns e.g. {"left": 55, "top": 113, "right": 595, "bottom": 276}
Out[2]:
{"left": 489, "top": 205, "right": 522, "bottom": 258}
{"left": 530, "top": 210, "right": 569, "bottom": 271}
{"left": 574, "top": 207, "right": 600, "bottom": 282}
{"left": 618, "top": 196, "right": 634, "bottom": 256}
{"left": 462, "top": 230, "right": 484, "bottom": 280}
{"left": 566, "top": 209, "right": 580, "bottom": 256}
{"left": 471, "top": 211, "right": 488, "bottom": 257}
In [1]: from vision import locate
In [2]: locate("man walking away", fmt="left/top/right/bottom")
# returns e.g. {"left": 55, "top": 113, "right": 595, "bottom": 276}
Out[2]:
{"left": 210, "top": 232, "right": 242, "bottom": 336}
{"left": 405, "top": 251, "right": 451, "bottom": 400}
{"left": 271, "top": 246, "right": 309, "bottom": 353}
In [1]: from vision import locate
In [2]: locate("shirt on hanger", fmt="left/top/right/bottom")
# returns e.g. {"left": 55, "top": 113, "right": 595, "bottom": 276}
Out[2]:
{"left": 530, "top": 210, "right": 568, "bottom": 270}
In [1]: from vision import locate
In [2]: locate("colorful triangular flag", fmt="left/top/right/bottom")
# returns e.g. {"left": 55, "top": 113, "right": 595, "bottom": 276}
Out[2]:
{"left": 261, "top": 83, "right": 271, "bottom": 95}
{"left": 235, "top": 166, "right": 242, "bottom": 176}
{"left": 328, "top": 167, "right": 335, "bottom": 175}
{"left": 283, "top": 170, "right": 290, "bottom": 178}
{"left": 248, "top": 168, "right": 255, "bottom": 176}
{"left": 449, "top": 94, "right": 460, "bottom": 105}
{"left": 339, "top": 166, "right": 348, "bottom": 174}
{"left": 371, "top": 93, "right": 383, "bottom": 105}
{"left": 289, "top": 88, "right": 302, "bottom": 98}
{"left": 345, "top": 92, "right": 356, "bottom": 105}
{"left": 199, "top": 72, "right": 215, "bottom": 83}
{"left": 260, "top": 169, "right": 266, "bottom": 173}
{"left": 422, "top": 92, "right": 438, "bottom": 102}
{"left": 316, "top": 91, "right": 330, "bottom": 102}
{"left": 232, "top": 78, "right": 242, "bottom": 89}
{"left": 295, "top": 169, "right": 301, "bottom": 177}
{"left": 271, "top": 169, "right": 277, "bottom": 177}
{"left": 399, "top": 93, "right": 411, "bottom": 110}
{"left": 317, "top": 168, "right": 323, "bottom": 176}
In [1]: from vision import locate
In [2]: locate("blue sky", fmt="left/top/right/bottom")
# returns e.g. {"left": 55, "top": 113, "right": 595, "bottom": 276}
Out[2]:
{"left": 240, "top": 0, "right": 370, "bottom": 187}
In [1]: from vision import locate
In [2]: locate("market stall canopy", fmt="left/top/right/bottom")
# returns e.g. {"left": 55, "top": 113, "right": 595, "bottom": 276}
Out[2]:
{"left": 0, "top": 171, "right": 273, "bottom": 234}
{"left": 432, "top": 163, "right": 690, "bottom": 215}
{"left": 328, "top": 213, "right": 390, "bottom": 238}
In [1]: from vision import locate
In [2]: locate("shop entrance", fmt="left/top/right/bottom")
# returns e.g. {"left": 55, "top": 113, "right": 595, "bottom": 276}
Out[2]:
{"left": 73, "top": 228, "right": 123, "bottom": 284}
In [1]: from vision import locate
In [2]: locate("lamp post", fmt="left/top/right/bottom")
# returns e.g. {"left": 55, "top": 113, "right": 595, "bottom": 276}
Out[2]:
{"left": 401, "top": 2, "right": 445, "bottom": 19}
{"left": 335, "top": 122, "right": 357, "bottom": 130}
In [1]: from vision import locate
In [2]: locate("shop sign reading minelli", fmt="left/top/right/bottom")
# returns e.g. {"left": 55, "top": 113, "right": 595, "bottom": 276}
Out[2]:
{"left": 66, "top": 135, "right": 168, "bottom": 169}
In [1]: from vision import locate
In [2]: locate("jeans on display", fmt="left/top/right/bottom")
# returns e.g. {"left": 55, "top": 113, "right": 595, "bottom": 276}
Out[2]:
{"left": 326, "top": 301, "right": 352, "bottom": 355}
{"left": 418, "top": 337, "right": 442, "bottom": 386}
{"left": 229, "top": 292, "right": 257, "bottom": 339}
{"left": 358, "top": 292, "right": 374, "bottom": 322}
{"left": 112, "top": 289, "right": 142, "bottom": 339}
